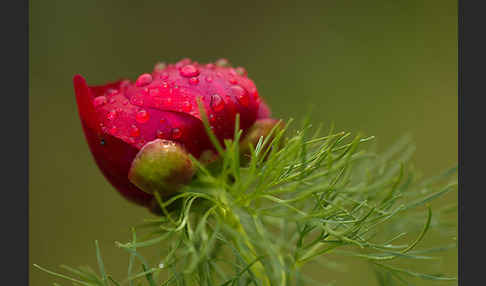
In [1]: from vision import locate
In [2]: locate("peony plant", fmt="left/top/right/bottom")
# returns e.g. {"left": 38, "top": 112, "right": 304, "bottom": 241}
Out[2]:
{"left": 34, "top": 58, "right": 457, "bottom": 286}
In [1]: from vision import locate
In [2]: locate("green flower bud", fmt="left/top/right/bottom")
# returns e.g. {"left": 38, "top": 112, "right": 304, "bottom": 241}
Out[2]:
{"left": 128, "top": 139, "right": 195, "bottom": 197}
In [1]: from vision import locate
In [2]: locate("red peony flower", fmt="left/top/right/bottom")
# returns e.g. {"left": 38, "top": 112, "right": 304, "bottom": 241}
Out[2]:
{"left": 73, "top": 58, "right": 274, "bottom": 210}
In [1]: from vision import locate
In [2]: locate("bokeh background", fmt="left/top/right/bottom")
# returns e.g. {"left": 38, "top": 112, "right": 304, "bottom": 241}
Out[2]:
{"left": 30, "top": 0, "right": 457, "bottom": 285}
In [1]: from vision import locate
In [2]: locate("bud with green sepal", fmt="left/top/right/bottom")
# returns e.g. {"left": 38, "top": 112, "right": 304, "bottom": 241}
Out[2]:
{"left": 128, "top": 139, "right": 195, "bottom": 198}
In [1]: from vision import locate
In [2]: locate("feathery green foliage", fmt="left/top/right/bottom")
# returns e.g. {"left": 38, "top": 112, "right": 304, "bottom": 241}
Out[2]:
{"left": 34, "top": 118, "right": 457, "bottom": 286}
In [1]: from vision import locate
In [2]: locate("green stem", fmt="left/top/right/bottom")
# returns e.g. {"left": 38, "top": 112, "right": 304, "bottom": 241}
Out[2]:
{"left": 223, "top": 208, "right": 271, "bottom": 286}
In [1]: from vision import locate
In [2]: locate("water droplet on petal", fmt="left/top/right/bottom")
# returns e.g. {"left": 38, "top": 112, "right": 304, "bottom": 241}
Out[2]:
{"left": 109, "top": 126, "right": 118, "bottom": 135}
{"left": 182, "top": 101, "right": 192, "bottom": 112}
{"left": 231, "top": 85, "right": 250, "bottom": 107}
{"left": 93, "top": 96, "right": 107, "bottom": 107}
{"left": 235, "top": 67, "right": 247, "bottom": 76}
{"left": 205, "top": 76, "right": 213, "bottom": 83}
{"left": 105, "top": 88, "right": 118, "bottom": 96}
{"left": 149, "top": 87, "right": 160, "bottom": 97}
{"left": 215, "top": 58, "right": 229, "bottom": 67}
{"left": 156, "top": 130, "right": 165, "bottom": 138}
{"left": 136, "top": 73, "right": 153, "bottom": 87}
{"left": 189, "top": 77, "right": 199, "bottom": 85}
{"left": 176, "top": 58, "right": 191, "bottom": 68}
{"left": 210, "top": 94, "right": 225, "bottom": 112}
{"left": 106, "top": 110, "right": 117, "bottom": 120}
{"left": 136, "top": 109, "right": 150, "bottom": 123}
{"left": 130, "top": 125, "right": 140, "bottom": 137}
{"left": 172, "top": 128, "right": 182, "bottom": 139}
{"left": 180, "top": 65, "right": 199, "bottom": 77}
{"left": 154, "top": 62, "right": 166, "bottom": 71}
{"left": 132, "top": 95, "right": 144, "bottom": 106}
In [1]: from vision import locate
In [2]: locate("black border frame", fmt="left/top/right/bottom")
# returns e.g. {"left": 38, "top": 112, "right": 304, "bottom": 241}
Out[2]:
{"left": 458, "top": 0, "right": 484, "bottom": 285}
{"left": 3, "top": 0, "right": 29, "bottom": 285}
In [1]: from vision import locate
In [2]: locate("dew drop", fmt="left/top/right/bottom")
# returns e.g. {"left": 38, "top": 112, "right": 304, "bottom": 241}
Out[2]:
{"left": 171, "top": 128, "right": 182, "bottom": 139}
{"left": 109, "top": 126, "right": 118, "bottom": 135}
{"left": 180, "top": 65, "right": 199, "bottom": 77}
{"left": 120, "top": 80, "right": 131, "bottom": 91}
{"left": 130, "top": 125, "right": 140, "bottom": 137}
{"left": 231, "top": 85, "right": 250, "bottom": 107}
{"left": 136, "top": 73, "right": 153, "bottom": 87}
{"left": 182, "top": 101, "right": 192, "bottom": 112}
{"left": 189, "top": 77, "right": 199, "bottom": 85}
{"left": 210, "top": 94, "right": 225, "bottom": 112}
{"left": 132, "top": 96, "right": 144, "bottom": 106}
{"left": 136, "top": 109, "right": 150, "bottom": 123}
{"left": 93, "top": 96, "right": 107, "bottom": 107}
{"left": 176, "top": 58, "right": 191, "bottom": 69}
{"left": 106, "top": 110, "right": 117, "bottom": 121}
{"left": 105, "top": 88, "right": 118, "bottom": 96}
{"left": 154, "top": 62, "right": 166, "bottom": 71}
{"left": 100, "top": 139, "right": 106, "bottom": 145}
{"left": 164, "top": 97, "right": 172, "bottom": 105}
{"left": 215, "top": 58, "right": 229, "bottom": 67}
{"left": 205, "top": 76, "right": 213, "bottom": 83}
{"left": 149, "top": 87, "right": 160, "bottom": 97}
{"left": 235, "top": 67, "right": 247, "bottom": 76}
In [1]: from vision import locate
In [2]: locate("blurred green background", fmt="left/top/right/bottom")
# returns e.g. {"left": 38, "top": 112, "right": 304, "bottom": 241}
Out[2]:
{"left": 30, "top": 0, "right": 457, "bottom": 285}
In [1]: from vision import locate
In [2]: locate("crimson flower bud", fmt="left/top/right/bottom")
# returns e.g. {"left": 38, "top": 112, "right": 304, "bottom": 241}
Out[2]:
{"left": 73, "top": 58, "right": 276, "bottom": 210}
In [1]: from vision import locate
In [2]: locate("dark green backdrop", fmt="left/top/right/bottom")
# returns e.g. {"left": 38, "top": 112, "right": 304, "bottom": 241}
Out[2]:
{"left": 30, "top": 1, "right": 457, "bottom": 285}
